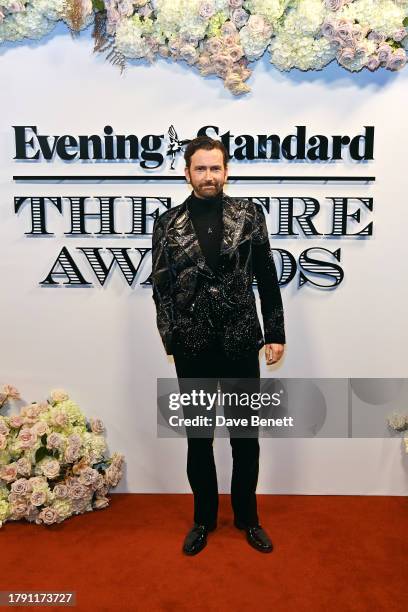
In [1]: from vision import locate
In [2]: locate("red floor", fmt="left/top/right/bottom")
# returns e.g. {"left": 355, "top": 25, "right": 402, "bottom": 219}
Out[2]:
{"left": 1, "top": 493, "right": 407, "bottom": 612}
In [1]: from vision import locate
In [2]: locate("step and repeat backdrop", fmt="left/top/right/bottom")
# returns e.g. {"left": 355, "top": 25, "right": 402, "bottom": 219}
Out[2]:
{"left": 1, "top": 23, "right": 407, "bottom": 494}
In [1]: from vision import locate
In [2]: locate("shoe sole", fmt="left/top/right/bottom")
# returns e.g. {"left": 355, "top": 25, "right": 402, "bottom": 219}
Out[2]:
{"left": 246, "top": 536, "right": 273, "bottom": 553}
{"left": 182, "top": 541, "right": 207, "bottom": 555}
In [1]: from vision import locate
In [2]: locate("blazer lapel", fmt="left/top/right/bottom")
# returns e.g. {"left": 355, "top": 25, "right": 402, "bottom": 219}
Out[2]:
{"left": 167, "top": 193, "right": 247, "bottom": 277}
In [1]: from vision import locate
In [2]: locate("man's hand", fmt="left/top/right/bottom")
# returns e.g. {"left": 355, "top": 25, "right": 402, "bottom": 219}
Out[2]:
{"left": 265, "top": 343, "right": 284, "bottom": 365}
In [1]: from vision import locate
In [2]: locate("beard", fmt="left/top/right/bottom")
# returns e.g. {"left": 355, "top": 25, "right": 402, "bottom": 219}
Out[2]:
{"left": 190, "top": 178, "right": 224, "bottom": 199}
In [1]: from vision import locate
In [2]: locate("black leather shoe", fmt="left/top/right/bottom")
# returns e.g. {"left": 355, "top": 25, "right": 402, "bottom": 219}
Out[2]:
{"left": 234, "top": 521, "right": 273, "bottom": 553}
{"left": 182, "top": 523, "right": 216, "bottom": 556}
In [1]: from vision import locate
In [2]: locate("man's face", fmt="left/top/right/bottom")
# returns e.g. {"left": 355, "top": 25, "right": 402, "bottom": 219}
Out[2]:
{"left": 185, "top": 148, "right": 228, "bottom": 199}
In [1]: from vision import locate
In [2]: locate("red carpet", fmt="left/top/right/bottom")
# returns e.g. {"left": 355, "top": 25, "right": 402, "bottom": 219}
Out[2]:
{"left": 1, "top": 494, "right": 407, "bottom": 611}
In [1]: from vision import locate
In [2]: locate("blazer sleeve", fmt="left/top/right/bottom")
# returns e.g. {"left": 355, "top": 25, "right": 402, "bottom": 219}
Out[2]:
{"left": 251, "top": 203, "right": 286, "bottom": 345}
{"left": 150, "top": 215, "right": 176, "bottom": 355}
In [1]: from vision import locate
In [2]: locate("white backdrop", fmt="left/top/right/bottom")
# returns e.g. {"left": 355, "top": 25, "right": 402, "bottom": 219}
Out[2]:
{"left": 1, "top": 23, "right": 408, "bottom": 494}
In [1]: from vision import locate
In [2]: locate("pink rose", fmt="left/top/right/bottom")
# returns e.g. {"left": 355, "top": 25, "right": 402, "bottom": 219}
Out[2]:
{"left": 105, "top": 465, "right": 121, "bottom": 487}
{"left": 228, "top": 0, "right": 243, "bottom": 7}
{"left": 377, "top": 43, "right": 393, "bottom": 63}
{"left": 65, "top": 447, "right": 81, "bottom": 463}
{"left": 0, "top": 420, "right": 9, "bottom": 436}
{"left": 8, "top": 492, "right": 21, "bottom": 504}
{"left": 321, "top": 18, "right": 337, "bottom": 40}
{"left": 337, "top": 46, "right": 356, "bottom": 62}
{"left": 31, "top": 490, "right": 47, "bottom": 506}
{"left": 180, "top": 44, "right": 199, "bottom": 65}
{"left": 28, "top": 476, "right": 46, "bottom": 488}
{"left": 325, "top": 0, "right": 344, "bottom": 10}
{"left": 10, "top": 501, "right": 28, "bottom": 519}
{"left": 93, "top": 496, "right": 109, "bottom": 510}
{"left": 199, "top": 1, "right": 216, "bottom": 20}
{"left": 213, "top": 52, "right": 234, "bottom": 76}
{"left": 78, "top": 467, "right": 99, "bottom": 487}
{"left": 2, "top": 385, "right": 20, "bottom": 400}
{"left": 46, "top": 432, "right": 63, "bottom": 450}
{"left": 231, "top": 8, "right": 249, "bottom": 29}
{"left": 54, "top": 412, "right": 69, "bottom": 428}
{"left": 8, "top": 415, "right": 24, "bottom": 428}
{"left": 32, "top": 421, "right": 48, "bottom": 436}
{"left": 221, "top": 21, "right": 238, "bottom": 38}
{"left": 335, "top": 19, "right": 353, "bottom": 45}
{"left": 392, "top": 28, "right": 407, "bottom": 42}
{"left": 68, "top": 433, "right": 82, "bottom": 447}
{"left": 223, "top": 34, "right": 239, "bottom": 47}
{"left": 111, "top": 453, "right": 125, "bottom": 470}
{"left": 11, "top": 478, "right": 31, "bottom": 496}
{"left": 228, "top": 44, "right": 244, "bottom": 62}
{"left": 53, "top": 483, "right": 69, "bottom": 499}
{"left": 50, "top": 389, "right": 69, "bottom": 403}
{"left": 366, "top": 55, "right": 380, "bottom": 71}
{"left": 39, "top": 507, "right": 59, "bottom": 525}
{"left": 386, "top": 48, "right": 407, "bottom": 70}
{"left": 352, "top": 24, "right": 369, "bottom": 42}
{"left": 0, "top": 463, "right": 18, "bottom": 483}
{"left": 117, "top": 0, "right": 134, "bottom": 17}
{"left": 367, "top": 31, "right": 386, "bottom": 44}
{"left": 18, "top": 427, "right": 37, "bottom": 449}
{"left": 139, "top": 4, "right": 153, "bottom": 18}
{"left": 92, "top": 473, "right": 105, "bottom": 491}
{"left": 22, "top": 403, "right": 42, "bottom": 420}
{"left": 16, "top": 457, "right": 32, "bottom": 477}
{"left": 158, "top": 45, "right": 170, "bottom": 58}
{"left": 25, "top": 504, "right": 40, "bottom": 522}
{"left": 41, "top": 459, "right": 60, "bottom": 479}
{"left": 67, "top": 482, "right": 88, "bottom": 500}
{"left": 206, "top": 37, "right": 223, "bottom": 55}
{"left": 0, "top": 434, "right": 7, "bottom": 450}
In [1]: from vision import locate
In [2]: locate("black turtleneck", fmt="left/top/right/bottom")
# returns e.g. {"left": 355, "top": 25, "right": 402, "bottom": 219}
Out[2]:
{"left": 187, "top": 190, "right": 223, "bottom": 272}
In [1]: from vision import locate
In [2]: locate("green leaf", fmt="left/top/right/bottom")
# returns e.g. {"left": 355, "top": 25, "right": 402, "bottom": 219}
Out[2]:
{"left": 403, "top": 17, "right": 408, "bottom": 27}
{"left": 92, "top": 0, "right": 105, "bottom": 11}
{"left": 35, "top": 446, "right": 48, "bottom": 462}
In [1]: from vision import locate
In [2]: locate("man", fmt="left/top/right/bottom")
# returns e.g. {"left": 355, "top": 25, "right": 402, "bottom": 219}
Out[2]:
{"left": 150, "top": 136, "right": 285, "bottom": 555}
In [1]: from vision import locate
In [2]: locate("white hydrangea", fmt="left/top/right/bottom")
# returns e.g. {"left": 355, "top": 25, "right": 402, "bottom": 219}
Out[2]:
{"left": 0, "top": 5, "right": 54, "bottom": 42}
{"left": 243, "top": 0, "right": 291, "bottom": 25}
{"left": 239, "top": 14, "right": 273, "bottom": 60}
{"left": 1, "top": 0, "right": 28, "bottom": 9}
{"left": 338, "top": 0, "right": 407, "bottom": 38}
{"left": 154, "top": 0, "right": 209, "bottom": 41}
{"left": 270, "top": 33, "right": 338, "bottom": 70}
{"left": 30, "top": 0, "right": 65, "bottom": 21}
{"left": 82, "top": 432, "right": 106, "bottom": 463}
{"left": 275, "top": 0, "right": 327, "bottom": 37}
{"left": 115, "top": 17, "right": 152, "bottom": 58}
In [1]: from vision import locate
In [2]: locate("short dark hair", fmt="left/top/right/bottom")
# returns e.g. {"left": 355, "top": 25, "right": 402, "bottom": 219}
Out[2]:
{"left": 184, "top": 136, "right": 229, "bottom": 168}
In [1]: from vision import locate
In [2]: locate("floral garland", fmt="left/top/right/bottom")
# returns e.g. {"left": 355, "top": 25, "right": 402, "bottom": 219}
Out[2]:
{"left": 0, "top": 384, "right": 124, "bottom": 528}
{"left": 1, "top": 1, "right": 408, "bottom": 94}
{"left": 387, "top": 410, "right": 408, "bottom": 452}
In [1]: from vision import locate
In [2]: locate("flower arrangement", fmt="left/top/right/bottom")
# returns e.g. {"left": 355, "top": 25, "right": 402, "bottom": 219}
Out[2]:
{"left": 0, "top": 384, "right": 124, "bottom": 528}
{"left": 0, "top": 0, "right": 407, "bottom": 94}
{"left": 387, "top": 410, "right": 408, "bottom": 453}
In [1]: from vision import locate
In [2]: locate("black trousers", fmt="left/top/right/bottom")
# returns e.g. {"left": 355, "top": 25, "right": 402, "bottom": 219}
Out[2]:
{"left": 173, "top": 339, "right": 260, "bottom": 528}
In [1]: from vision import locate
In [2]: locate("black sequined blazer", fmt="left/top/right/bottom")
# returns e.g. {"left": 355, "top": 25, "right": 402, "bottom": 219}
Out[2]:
{"left": 150, "top": 192, "right": 285, "bottom": 359}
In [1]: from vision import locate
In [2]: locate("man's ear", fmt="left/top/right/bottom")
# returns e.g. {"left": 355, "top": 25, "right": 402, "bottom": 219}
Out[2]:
{"left": 184, "top": 167, "right": 190, "bottom": 183}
